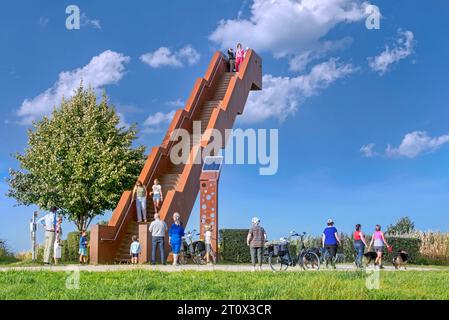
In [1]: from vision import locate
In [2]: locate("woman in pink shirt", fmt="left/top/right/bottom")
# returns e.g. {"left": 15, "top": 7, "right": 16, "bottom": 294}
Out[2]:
{"left": 235, "top": 43, "right": 245, "bottom": 72}
{"left": 368, "top": 224, "right": 390, "bottom": 269}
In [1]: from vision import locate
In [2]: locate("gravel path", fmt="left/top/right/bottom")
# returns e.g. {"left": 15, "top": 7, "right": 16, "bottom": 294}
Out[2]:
{"left": 0, "top": 264, "right": 445, "bottom": 273}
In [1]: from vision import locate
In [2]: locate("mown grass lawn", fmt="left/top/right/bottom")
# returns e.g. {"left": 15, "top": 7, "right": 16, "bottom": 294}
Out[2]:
{"left": 0, "top": 270, "right": 448, "bottom": 300}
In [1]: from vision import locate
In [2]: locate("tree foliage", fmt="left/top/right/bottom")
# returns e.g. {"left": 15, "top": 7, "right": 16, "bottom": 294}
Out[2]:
{"left": 387, "top": 216, "right": 416, "bottom": 235}
{"left": 7, "top": 85, "right": 145, "bottom": 231}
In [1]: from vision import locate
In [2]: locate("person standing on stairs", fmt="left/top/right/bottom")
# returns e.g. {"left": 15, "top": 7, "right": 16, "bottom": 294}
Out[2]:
{"left": 149, "top": 213, "right": 168, "bottom": 265}
{"left": 169, "top": 212, "right": 185, "bottom": 266}
{"left": 235, "top": 43, "right": 245, "bottom": 72}
{"left": 227, "top": 48, "right": 235, "bottom": 72}
{"left": 150, "top": 179, "right": 163, "bottom": 214}
{"left": 132, "top": 180, "right": 148, "bottom": 223}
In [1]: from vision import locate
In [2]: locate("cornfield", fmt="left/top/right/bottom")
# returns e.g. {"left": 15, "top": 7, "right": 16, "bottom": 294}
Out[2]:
{"left": 414, "top": 231, "right": 449, "bottom": 265}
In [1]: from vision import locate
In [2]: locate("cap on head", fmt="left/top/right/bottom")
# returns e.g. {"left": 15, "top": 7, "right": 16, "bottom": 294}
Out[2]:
{"left": 252, "top": 217, "right": 260, "bottom": 225}
{"left": 327, "top": 218, "right": 334, "bottom": 225}
{"left": 173, "top": 212, "right": 181, "bottom": 221}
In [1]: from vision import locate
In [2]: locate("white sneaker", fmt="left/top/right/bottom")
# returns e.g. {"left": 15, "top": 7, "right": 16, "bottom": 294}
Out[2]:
{"left": 258, "top": 266, "right": 263, "bottom": 272}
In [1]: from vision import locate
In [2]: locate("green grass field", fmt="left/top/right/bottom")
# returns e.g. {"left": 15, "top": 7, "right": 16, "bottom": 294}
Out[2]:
{"left": 1, "top": 270, "right": 448, "bottom": 300}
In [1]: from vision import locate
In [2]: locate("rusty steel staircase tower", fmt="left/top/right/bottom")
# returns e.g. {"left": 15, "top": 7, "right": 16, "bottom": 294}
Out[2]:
{"left": 90, "top": 50, "right": 262, "bottom": 264}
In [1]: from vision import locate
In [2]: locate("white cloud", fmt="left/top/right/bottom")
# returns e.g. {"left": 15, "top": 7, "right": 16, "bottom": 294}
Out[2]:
{"left": 242, "top": 58, "right": 357, "bottom": 123}
{"left": 177, "top": 46, "right": 201, "bottom": 66}
{"left": 360, "top": 143, "right": 376, "bottom": 157}
{"left": 17, "top": 50, "right": 130, "bottom": 124}
{"left": 81, "top": 13, "right": 102, "bottom": 30}
{"left": 140, "top": 45, "right": 200, "bottom": 68}
{"left": 386, "top": 131, "right": 449, "bottom": 159}
{"left": 368, "top": 29, "right": 415, "bottom": 75}
{"left": 289, "top": 37, "right": 352, "bottom": 72}
{"left": 143, "top": 110, "right": 176, "bottom": 133}
{"left": 209, "top": 0, "right": 367, "bottom": 64}
{"left": 165, "top": 99, "right": 184, "bottom": 108}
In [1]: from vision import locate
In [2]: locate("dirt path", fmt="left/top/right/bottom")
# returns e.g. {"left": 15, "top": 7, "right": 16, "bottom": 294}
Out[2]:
{"left": 0, "top": 263, "right": 445, "bottom": 273}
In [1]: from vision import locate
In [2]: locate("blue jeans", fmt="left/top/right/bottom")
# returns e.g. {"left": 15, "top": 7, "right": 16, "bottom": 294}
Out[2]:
{"left": 152, "top": 236, "right": 165, "bottom": 264}
{"left": 136, "top": 197, "right": 146, "bottom": 222}
{"left": 354, "top": 240, "right": 365, "bottom": 267}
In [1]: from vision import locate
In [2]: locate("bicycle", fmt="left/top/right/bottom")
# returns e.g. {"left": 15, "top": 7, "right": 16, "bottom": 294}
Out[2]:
{"left": 178, "top": 229, "right": 206, "bottom": 265}
{"left": 267, "top": 231, "right": 320, "bottom": 272}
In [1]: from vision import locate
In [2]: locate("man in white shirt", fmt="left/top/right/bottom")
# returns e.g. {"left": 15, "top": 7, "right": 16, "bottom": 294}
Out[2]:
{"left": 37, "top": 207, "right": 57, "bottom": 264}
{"left": 149, "top": 213, "right": 168, "bottom": 265}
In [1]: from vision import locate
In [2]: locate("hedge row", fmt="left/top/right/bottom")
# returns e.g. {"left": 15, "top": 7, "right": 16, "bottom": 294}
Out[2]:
{"left": 219, "top": 229, "right": 251, "bottom": 263}
{"left": 219, "top": 229, "right": 297, "bottom": 263}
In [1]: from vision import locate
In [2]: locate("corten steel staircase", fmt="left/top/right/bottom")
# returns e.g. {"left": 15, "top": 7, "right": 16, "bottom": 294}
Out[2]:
{"left": 90, "top": 50, "right": 262, "bottom": 264}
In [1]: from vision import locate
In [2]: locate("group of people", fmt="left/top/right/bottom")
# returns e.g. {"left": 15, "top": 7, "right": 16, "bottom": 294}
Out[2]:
{"left": 34, "top": 177, "right": 389, "bottom": 270}
{"left": 34, "top": 207, "right": 88, "bottom": 265}
{"left": 245, "top": 217, "right": 392, "bottom": 271}
{"left": 34, "top": 207, "right": 63, "bottom": 265}
{"left": 132, "top": 179, "right": 163, "bottom": 223}
{"left": 322, "top": 219, "right": 390, "bottom": 269}
{"left": 129, "top": 212, "right": 216, "bottom": 266}
{"left": 227, "top": 43, "right": 248, "bottom": 73}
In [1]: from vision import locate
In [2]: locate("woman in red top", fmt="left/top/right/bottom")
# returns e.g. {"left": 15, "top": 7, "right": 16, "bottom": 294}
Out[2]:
{"left": 235, "top": 43, "right": 245, "bottom": 72}
{"left": 353, "top": 224, "right": 367, "bottom": 268}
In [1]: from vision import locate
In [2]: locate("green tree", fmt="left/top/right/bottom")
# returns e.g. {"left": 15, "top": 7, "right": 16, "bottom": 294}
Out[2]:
{"left": 387, "top": 216, "right": 416, "bottom": 235}
{"left": 0, "top": 239, "right": 14, "bottom": 259}
{"left": 7, "top": 85, "right": 145, "bottom": 231}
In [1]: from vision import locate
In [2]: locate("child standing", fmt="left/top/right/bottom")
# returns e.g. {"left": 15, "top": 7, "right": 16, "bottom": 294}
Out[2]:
{"left": 150, "top": 179, "right": 163, "bottom": 214}
{"left": 53, "top": 216, "right": 63, "bottom": 264}
{"left": 79, "top": 231, "right": 88, "bottom": 264}
{"left": 204, "top": 225, "right": 216, "bottom": 264}
{"left": 130, "top": 235, "right": 141, "bottom": 264}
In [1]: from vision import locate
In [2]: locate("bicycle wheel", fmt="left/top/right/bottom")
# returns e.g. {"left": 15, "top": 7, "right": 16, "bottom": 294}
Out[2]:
{"left": 178, "top": 252, "right": 188, "bottom": 265}
{"left": 269, "top": 253, "right": 289, "bottom": 272}
{"left": 300, "top": 251, "right": 320, "bottom": 270}
{"left": 193, "top": 254, "right": 206, "bottom": 265}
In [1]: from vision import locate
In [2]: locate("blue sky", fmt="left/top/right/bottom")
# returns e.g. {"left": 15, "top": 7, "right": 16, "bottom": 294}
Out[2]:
{"left": 1, "top": 0, "right": 449, "bottom": 252}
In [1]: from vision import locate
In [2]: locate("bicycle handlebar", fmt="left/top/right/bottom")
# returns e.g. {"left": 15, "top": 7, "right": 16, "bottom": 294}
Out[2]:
{"left": 288, "top": 231, "right": 307, "bottom": 238}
